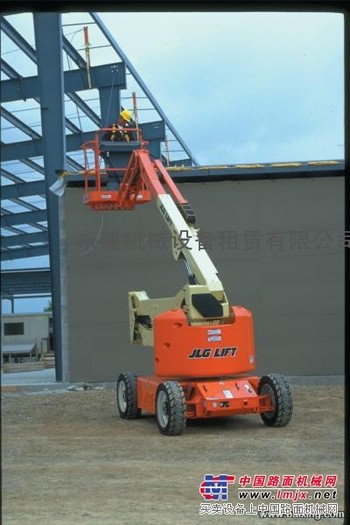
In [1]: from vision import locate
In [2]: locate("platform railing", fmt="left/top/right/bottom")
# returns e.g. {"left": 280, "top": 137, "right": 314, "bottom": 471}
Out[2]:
{"left": 81, "top": 127, "right": 146, "bottom": 193}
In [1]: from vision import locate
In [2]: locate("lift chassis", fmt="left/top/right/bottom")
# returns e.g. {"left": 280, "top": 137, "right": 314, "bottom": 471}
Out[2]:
{"left": 82, "top": 130, "right": 293, "bottom": 435}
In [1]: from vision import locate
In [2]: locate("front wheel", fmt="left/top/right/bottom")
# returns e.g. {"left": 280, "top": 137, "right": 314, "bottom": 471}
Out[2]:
{"left": 258, "top": 374, "right": 293, "bottom": 427}
{"left": 116, "top": 372, "right": 141, "bottom": 419}
{"left": 156, "top": 381, "right": 186, "bottom": 436}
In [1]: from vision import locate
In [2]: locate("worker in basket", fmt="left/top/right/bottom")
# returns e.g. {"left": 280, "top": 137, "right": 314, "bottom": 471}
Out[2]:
{"left": 101, "top": 109, "right": 136, "bottom": 189}
{"left": 104, "top": 109, "right": 136, "bottom": 142}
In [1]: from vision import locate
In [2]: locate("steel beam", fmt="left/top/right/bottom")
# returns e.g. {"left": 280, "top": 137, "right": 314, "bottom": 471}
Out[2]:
{"left": 140, "top": 121, "right": 165, "bottom": 141}
{"left": 1, "top": 209, "right": 47, "bottom": 227}
{"left": 1, "top": 180, "right": 45, "bottom": 200}
{"left": 67, "top": 131, "right": 95, "bottom": 157}
{"left": 28, "top": 223, "right": 47, "bottom": 232}
{"left": 10, "top": 197, "right": 42, "bottom": 212}
{"left": 1, "top": 225, "right": 25, "bottom": 235}
{"left": 64, "top": 117, "right": 81, "bottom": 135}
{"left": 2, "top": 126, "right": 163, "bottom": 161}
{"left": 0, "top": 58, "right": 20, "bottom": 78}
{"left": 1, "top": 245, "right": 49, "bottom": 261}
{"left": 91, "top": 12, "right": 198, "bottom": 166}
{"left": 2, "top": 294, "right": 51, "bottom": 301}
{"left": 1, "top": 62, "right": 88, "bottom": 136}
{"left": 67, "top": 91, "right": 101, "bottom": 126}
{"left": 2, "top": 139, "right": 43, "bottom": 161}
{"left": 99, "top": 85, "right": 120, "bottom": 127}
{"left": 21, "top": 159, "right": 45, "bottom": 174}
{"left": 1, "top": 168, "right": 25, "bottom": 184}
{"left": 1, "top": 62, "right": 126, "bottom": 103}
{"left": 1, "top": 107, "right": 41, "bottom": 139}
{"left": 2, "top": 17, "right": 85, "bottom": 72}
{"left": 62, "top": 37, "right": 101, "bottom": 127}
{"left": 33, "top": 13, "right": 66, "bottom": 381}
{"left": 2, "top": 131, "right": 95, "bottom": 161}
{"left": 66, "top": 157, "right": 84, "bottom": 171}
{"left": 1, "top": 267, "right": 50, "bottom": 290}
{"left": 1, "top": 16, "right": 37, "bottom": 63}
{"left": 0, "top": 21, "right": 97, "bottom": 134}
{"left": 1, "top": 231, "right": 48, "bottom": 248}
{"left": 63, "top": 35, "right": 87, "bottom": 69}
{"left": 1, "top": 119, "right": 166, "bottom": 171}
{"left": 1, "top": 107, "right": 83, "bottom": 159}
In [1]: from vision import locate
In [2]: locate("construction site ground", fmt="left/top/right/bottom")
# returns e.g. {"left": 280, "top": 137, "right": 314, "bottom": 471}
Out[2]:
{"left": 1, "top": 384, "right": 345, "bottom": 525}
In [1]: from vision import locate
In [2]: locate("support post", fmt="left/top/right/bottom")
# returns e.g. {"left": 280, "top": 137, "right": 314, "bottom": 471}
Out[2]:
{"left": 33, "top": 13, "right": 66, "bottom": 381}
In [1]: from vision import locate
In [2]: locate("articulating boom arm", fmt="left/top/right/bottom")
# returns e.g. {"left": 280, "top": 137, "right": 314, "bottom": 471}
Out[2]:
{"left": 83, "top": 139, "right": 231, "bottom": 346}
{"left": 120, "top": 149, "right": 222, "bottom": 290}
{"left": 118, "top": 149, "right": 232, "bottom": 345}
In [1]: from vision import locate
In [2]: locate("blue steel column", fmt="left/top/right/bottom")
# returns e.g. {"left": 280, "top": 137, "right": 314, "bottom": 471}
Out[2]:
{"left": 33, "top": 13, "right": 66, "bottom": 381}
{"left": 99, "top": 85, "right": 120, "bottom": 127}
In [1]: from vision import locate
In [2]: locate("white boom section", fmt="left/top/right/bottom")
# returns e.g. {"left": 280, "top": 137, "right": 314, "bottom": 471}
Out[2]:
{"left": 156, "top": 194, "right": 225, "bottom": 294}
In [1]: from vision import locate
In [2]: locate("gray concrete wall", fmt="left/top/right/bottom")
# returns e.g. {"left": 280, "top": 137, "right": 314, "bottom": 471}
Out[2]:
{"left": 62, "top": 176, "right": 344, "bottom": 383}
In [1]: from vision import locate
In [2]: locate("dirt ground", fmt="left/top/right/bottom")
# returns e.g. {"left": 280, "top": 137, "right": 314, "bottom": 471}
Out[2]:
{"left": 1, "top": 385, "right": 345, "bottom": 525}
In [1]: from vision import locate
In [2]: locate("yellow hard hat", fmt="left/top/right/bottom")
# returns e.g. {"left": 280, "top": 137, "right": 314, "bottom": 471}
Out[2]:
{"left": 120, "top": 109, "right": 132, "bottom": 123}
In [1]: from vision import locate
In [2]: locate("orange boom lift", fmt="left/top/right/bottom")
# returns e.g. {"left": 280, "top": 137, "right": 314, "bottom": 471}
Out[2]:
{"left": 81, "top": 128, "right": 293, "bottom": 435}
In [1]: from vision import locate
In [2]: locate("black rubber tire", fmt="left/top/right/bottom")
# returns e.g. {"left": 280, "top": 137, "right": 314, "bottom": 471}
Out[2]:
{"left": 155, "top": 381, "right": 186, "bottom": 436}
{"left": 116, "top": 372, "right": 141, "bottom": 419}
{"left": 258, "top": 374, "right": 293, "bottom": 427}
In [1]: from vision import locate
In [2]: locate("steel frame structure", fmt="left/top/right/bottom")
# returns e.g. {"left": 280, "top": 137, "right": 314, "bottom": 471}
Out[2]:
{"left": 0, "top": 11, "right": 346, "bottom": 381}
{"left": 0, "top": 12, "right": 198, "bottom": 379}
{"left": 1, "top": 12, "right": 197, "bottom": 261}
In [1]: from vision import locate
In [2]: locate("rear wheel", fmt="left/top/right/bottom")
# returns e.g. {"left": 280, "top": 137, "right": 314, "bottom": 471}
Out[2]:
{"left": 156, "top": 381, "right": 186, "bottom": 436}
{"left": 258, "top": 374, "right": 293, "bottom": 427}
{"left": 116, "top": 372, "right": 141, "bottom": 419}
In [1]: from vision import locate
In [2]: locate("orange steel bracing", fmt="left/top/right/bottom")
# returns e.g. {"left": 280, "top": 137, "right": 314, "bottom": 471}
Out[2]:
{"left": 83, "top": 26, "right": 92, "bottom": 89}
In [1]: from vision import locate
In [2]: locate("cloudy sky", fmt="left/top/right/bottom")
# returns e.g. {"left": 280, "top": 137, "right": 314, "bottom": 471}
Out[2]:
{"left": 98, "top": 11, "right": 344, "bottom": 164}
{"left": 1, "top": 10, "right": 344, "bottom": 166}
